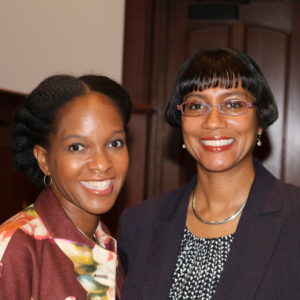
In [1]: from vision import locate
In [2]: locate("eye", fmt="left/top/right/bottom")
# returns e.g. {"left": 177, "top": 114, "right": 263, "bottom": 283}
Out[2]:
{"left": 185, "top": 102, "right": 207, "bottom": 111}
{"left": 224, "top": 100, "right": 244, "bottom": 108}
{"left": 108, "top": 139, "right": 124, "bottom": 148}
{"left": 223, "top": 100, "right": 245, "bottom": 110}
{"left": 192, "top": 102, "right": 205, "bottom": 110}
{"left": 68, "top": 143, "right": 84, "bottom": 152}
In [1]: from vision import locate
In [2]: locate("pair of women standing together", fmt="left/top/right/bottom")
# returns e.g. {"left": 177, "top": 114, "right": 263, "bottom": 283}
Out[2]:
{"left": 1, "top": 48, "right": 300, "bottom": 299}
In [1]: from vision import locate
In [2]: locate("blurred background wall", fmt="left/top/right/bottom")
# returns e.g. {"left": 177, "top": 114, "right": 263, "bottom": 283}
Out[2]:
{"left": 2, "top": 0, "right": 300, "bottom": 235}
{"left": 0, "top": 0, "right": 128, "bottom": 233}
{"left": 0, "top": 0, "right": 125, "bottom": 93}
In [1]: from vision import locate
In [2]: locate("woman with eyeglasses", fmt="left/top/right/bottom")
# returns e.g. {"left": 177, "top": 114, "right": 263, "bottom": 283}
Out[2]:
{"left": 118, "top": 48, "right": 300, "bottom": 299}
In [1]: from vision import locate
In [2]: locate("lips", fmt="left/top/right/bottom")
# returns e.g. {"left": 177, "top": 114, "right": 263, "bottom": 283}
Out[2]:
{"left": 200, "top": 137, "right": 234, "bottom": 152}
{"left": 80, "top": 179, "right": 113, "bottom": 194}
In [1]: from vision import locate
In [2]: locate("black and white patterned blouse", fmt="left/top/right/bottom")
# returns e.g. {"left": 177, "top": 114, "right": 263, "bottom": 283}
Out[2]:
{"left": 169, "top": 227, "right": 234, "bottom": 300}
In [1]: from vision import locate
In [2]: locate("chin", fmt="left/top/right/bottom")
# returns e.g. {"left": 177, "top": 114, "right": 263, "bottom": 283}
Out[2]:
{"left": 87, "top": 207, "right": 113, "bottom": 216}
{"left": 205, "top": 166, "right": 228, "bottom": 173}
{"left": 85, "top": 199, "right": 116, "bottom": 216}
{"left": 199, "top": 160, "right": 233, "bottom": 173}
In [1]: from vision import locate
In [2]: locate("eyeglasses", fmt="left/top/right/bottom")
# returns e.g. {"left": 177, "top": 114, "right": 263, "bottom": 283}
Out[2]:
{"left": 176, "top": 100, "right": 255, "bottom": 117}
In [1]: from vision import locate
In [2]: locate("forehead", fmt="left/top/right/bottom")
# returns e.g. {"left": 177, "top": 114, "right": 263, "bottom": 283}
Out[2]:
{"left": 54, "top": 92, "right": 123, "bottom": 132}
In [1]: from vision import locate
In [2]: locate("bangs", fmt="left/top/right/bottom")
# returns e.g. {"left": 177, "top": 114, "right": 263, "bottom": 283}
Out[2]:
{"left": 178, "top": 70, "right": 256, "bottom": 99}
{"left": 176, "top": 51, "right": 259, "bottom": 100}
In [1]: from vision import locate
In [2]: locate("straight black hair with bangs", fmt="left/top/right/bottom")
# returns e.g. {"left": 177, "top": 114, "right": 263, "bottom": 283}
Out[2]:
{"left": 165, "top": 48, "right": 278, "bottom": 129}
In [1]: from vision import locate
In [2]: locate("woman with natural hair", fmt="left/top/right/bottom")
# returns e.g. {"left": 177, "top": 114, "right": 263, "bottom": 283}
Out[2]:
{"left": 118, "top": 48, "right": 300, "bottom": 299}
{"left": 0, "top": 74, "right": 132, "bottom": 299}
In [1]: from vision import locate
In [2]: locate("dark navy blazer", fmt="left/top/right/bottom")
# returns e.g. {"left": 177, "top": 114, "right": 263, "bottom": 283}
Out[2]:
{"left": 119, "top": 159, "right": 300, "bottom": 299}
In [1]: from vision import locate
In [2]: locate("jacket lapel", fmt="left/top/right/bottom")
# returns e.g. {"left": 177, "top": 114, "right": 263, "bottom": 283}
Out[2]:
{"left": 214, "top": 162, "right": 283, "bottom": 299}
{"left": 142, "top": 179, "right": 196, "bottom": 299}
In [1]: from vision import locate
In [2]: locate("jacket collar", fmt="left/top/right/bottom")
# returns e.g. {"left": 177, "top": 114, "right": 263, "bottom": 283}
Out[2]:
{"left": 158, "top": 158, "right": 282, "bottom": 221}
{"left": 34, "top": 188, "right": 116, "bottom": 251}
{"left": 142, "top": 178, "right": 195, "bottom": 298}
{"left": 250, "top": 158, "right": 282, "bottom": 214}
{"left": 34, "top": 188, "right": 95, "bottom": 248}
{"left": 158, "top": 176, "right": 196, "bottom": 221}
{"left": 34, "top": 188, "right": 123, "bottom": 299}
{"left": 214, "top": 159, "right": 283, "bottom": 299}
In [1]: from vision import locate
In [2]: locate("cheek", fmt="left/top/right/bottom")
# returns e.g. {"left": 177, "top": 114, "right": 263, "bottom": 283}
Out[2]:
{"left": 228, "top": 116, "right": 258, "bottom": 132}
{"left": 122, "top": 153, "right": 130, "bottom": 172}
{"left": 53, "top": 156, "right": 85, "bottom": 178}
{"left": 181, "top": 120, "right": 196, "bottom": 137}
{"left": 114, "top": 152, "right": 129, "bottom": 176}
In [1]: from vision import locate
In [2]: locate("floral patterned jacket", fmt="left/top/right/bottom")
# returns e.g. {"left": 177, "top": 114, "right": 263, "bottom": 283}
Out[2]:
{"left": 0, "top": 188, "right": 121, "bottom": 300}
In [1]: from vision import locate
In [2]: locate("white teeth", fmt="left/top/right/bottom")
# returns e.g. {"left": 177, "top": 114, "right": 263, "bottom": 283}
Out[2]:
{"left": 80, "top": 180, "right": 112, "bottom": 191}
{"left": 201, "top": 139, "right": 234, "bottom": 147}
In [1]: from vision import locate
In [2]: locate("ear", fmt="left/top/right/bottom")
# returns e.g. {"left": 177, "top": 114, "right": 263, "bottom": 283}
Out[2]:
{"left": 258, "top": 127, "right": 263, "bottom": 136}
{"left": 33, "top": 145, "right": 51, "bottom": 176}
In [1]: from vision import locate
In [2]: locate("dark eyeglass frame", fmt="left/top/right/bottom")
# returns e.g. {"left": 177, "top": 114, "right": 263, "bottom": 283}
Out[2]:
{"left": 176, "top": 100, "right": 255, "bottom": 117}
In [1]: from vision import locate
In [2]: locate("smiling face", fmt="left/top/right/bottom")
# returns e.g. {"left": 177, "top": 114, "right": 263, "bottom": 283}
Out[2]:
{"left": 34, "top": 92, "right": 129, "bottom": 220}
{"left": 181, "top": 85, "right": 262, "bottom": 173}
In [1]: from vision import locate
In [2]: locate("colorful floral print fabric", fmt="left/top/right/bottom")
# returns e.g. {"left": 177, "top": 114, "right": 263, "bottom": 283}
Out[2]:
{"left": 0, "top": 196, "right": 117, "bottom": 300}
{"left": 55, "top": 235, "right": 116, "bottom": 299}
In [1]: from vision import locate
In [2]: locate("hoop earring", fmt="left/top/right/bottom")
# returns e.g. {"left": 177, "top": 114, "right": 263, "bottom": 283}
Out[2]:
{"left": 257, "top": 135, "right": 262, "bottom": 147}
{"left": 43, "top": 174, "right": 52, "bottom": 187}
{"left": 182, "top": 144, "right": 186, "bottom": 149}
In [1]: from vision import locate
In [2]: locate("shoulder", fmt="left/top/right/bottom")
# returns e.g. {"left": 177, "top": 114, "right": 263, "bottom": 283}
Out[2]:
{"left": 0, "top": 205, "right": 37, "bottom": 248}
{"left": 281, "top": 181, "right": 300, "bottom": 195}
{"left": 123, "top": 189, "right": 177, "bottom": 217}
{"left": 254, "top": 159, "right": 300, "bottom": 208}
{"left": 266, "top": 178, "right": 300, "bottom": 225}
{"left": 121, "top": 177, "right": 195, "bottom": 224}
{"left": 0, "top": 204, "right": 51, "bottom": 260}
{"left": 280, "top": 181, "right": 300, "bottom": 208}
{"left": 118, "top": 177, "right": 195, "bottom": 246}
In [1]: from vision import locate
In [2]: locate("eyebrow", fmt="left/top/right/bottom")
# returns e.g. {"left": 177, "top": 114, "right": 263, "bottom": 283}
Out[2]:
{"left": 185, "top": 91, "right": 250, "bottom": 100}
{"left": 62, "top": 130, "right": 125, "bottom": 142}
{"left": 62, "top": 135, "right": 84, "bottom": 142}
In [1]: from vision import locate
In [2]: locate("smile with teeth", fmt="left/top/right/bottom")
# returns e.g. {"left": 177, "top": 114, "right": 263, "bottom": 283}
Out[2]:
{"left": 201, "top": 139, "right": 234, "bottom": 147}
{"left": 80, "top": 179, "right": 112, "bottom": 191}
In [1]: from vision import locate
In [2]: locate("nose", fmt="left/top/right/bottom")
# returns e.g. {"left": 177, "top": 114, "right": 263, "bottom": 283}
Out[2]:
{"left": 87, "top": 150, "right": 113, "bottom": 173}
{"left": 202, "top": 106, "right": 226, "bottom": 129}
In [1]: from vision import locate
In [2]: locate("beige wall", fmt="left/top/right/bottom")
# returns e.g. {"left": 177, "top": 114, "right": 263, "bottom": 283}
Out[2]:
{"left": 0, "top": 0, "right": 125, "bottom": 93}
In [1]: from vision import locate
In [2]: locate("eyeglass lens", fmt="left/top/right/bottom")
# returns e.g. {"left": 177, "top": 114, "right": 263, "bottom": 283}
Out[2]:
{"left": 182, "top": 100, "right": 250, "bottom": 116}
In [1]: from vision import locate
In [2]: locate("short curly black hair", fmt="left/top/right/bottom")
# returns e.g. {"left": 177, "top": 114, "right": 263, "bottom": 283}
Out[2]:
{"left": 165, "top": 48, "right": 278, "bottom": 130}
{"left": 12, "top": 74, "right": 132, "bottom": 187}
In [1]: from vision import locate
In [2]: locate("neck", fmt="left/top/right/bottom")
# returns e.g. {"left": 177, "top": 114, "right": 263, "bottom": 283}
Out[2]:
{"left": 52, "top": 190, "right": 100, "bottom": 240}
{"left": 195, "top": 160, "right": 255, "bottom": 209}
{"left": 75, "top": 216, "right": 99, "bottom": 240}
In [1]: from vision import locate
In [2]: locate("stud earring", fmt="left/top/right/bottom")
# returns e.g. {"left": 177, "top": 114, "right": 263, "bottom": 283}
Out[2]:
{"left": 43, "top": 174, "right": 52, "bottom": 186}
{"left": 257, "top": 135, "right": 262, "bottom": 147}
{"left": 182, "top": 144, "right": 186, "bottom": 149}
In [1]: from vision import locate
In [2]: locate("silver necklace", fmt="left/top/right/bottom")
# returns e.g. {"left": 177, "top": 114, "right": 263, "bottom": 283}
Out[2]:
{"left": 192, "top": 191, "right": 247, "bottom": 225}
